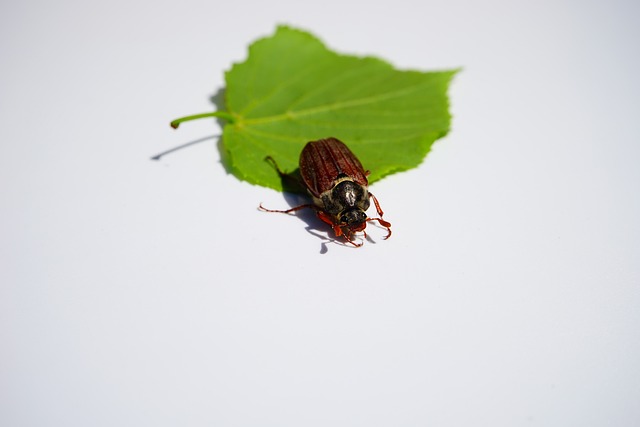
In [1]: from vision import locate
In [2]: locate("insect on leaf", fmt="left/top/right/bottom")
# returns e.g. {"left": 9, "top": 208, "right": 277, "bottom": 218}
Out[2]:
{"left": 172, "top": 26, "right": 458, "bottom": 191}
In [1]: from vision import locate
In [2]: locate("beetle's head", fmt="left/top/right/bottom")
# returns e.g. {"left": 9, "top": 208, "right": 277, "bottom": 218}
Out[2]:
{"left": 340, "top": 208, "right": 367, "bottom": 232}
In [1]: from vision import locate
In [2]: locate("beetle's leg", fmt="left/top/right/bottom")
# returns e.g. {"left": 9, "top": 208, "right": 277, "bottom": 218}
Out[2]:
{"left": 316, "top": 210, "right": 363, "bottom": 247}
{"left": 341, "top": 229, "right": 364, "bottom": 247}
{"left": 367, "top": 217, "right": 392, "bottom": 239}
{"left": 367, "top": 192, "right": 392, "bottom": 239}
{"left": 264, "top": 156, "right": 306, "bottom": 194}
{"left": 316, "top": 210, "right": 343, "bottom": 237}
{"left": 369, "top": 192, "right": 385, "bottom": 217}
{"left": 258, "top": 203, "right": 317, "bottom": 214}
{"left": 314, "top": 210, "right": 333, "bottom": 226}
{"left": 264, "top": 156, "right": 288, "bottom": 177}
{"left": 345, "top": 237, "right": 363, "bottom": 247}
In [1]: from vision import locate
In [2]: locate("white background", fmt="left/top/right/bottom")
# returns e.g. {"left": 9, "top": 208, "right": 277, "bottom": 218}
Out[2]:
{"left": 2, "top": 0, "right": 639, "bottom": 426}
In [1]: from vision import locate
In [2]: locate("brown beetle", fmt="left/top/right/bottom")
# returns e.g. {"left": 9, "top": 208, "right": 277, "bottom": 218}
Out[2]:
{"left": 260, "top": 137, "right": 391, "bottom": 247}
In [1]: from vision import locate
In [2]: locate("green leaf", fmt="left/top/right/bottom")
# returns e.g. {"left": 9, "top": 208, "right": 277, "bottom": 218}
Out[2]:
{"left": 173, "top": 26, "right": 458, "bottom": 192}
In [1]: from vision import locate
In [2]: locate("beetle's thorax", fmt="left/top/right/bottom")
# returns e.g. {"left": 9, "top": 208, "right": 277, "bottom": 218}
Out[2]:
{"left": 312, "top": 175, "right": 370, "bottom": 221}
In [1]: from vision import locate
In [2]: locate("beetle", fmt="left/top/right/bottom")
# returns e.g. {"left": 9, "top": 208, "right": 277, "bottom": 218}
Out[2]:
{"left": 259, "top": 137, "right": 391, "bottom": 247}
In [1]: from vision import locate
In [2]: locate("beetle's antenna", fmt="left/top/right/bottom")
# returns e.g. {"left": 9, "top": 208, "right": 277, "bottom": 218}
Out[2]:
{"left": 258, "top": 203, "right": 316, "bottom": 215}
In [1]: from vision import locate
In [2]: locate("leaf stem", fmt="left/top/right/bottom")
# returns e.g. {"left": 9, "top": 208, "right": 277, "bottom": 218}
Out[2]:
{"left": 170, "top": 111, "right": 235, "bottom": 129}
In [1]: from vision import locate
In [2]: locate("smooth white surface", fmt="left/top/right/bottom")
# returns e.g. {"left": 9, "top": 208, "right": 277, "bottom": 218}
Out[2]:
{"left": 2, "top": 0, "right": 639, "bottom": 426}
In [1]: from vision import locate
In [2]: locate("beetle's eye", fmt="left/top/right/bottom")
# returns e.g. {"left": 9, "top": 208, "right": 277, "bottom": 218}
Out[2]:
{"left": 341, "top": 209, "right": 367, "bottom": 227}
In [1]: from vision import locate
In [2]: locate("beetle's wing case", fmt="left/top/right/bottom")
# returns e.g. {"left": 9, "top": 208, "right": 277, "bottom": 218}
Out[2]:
{"left": 299, "top": 137, "right": 369, "bottom": 197}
